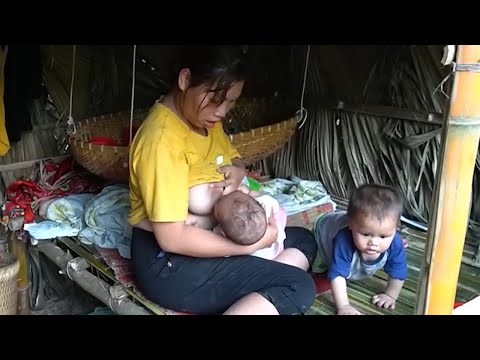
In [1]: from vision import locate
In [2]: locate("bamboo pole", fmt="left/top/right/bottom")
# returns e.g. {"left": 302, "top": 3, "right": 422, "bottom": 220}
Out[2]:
{"left": 9, "top": 231, "right": 30, "bottom": 315}
{"left": 37, "top": 241, "right": 152, "bottom": 315}
{"left": 415, "top": 45, "right": 480, "bottom": 315}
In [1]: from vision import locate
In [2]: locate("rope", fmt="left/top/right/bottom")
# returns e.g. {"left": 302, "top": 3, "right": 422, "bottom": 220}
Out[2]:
{"left": 67, "top": 45, "right": 77, "bottom": 135}
{"left": 432, "top": 60, "right": 480, "bottom": 100}
{"left": 0, "top": 45, "right": 8, "bottom": 73}
{"left": 65, "top": 262, "right": 74, "bottom": 281}
{"left": 296, "top": 45, "right": 310, "bottom": 129}
{"left": 129, "top": 45, "right": 137, "bottom": 146}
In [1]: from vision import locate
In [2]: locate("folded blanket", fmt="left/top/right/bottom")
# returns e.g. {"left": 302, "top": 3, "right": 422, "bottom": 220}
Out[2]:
{"left": 259, "top": 176, "right": 336, "bottom": 215}
{"left": 46, "top": 193, "right": 96, "bottom": 231}
{"left": 78, "top": 185, "right": 132, "bottom": 259}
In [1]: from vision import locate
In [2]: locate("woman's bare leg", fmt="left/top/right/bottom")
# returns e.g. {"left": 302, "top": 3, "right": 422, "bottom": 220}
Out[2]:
{"left": 272, "top": 248, "right": 309, "bottom": 270}
{"left": 223, "top": 292, "right": 279, "bottom": 315}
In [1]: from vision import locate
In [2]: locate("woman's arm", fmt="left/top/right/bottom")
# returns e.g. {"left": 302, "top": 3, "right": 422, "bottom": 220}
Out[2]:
{"left": 185, "top": 212, "right": 217, "bottom": 230}
{"left": 152, "top": 214, "right": 278, "bottom": 258}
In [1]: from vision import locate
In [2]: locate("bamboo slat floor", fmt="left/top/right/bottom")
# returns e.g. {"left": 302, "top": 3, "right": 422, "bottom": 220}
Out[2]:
{"left": 56, "top": 201, "right": 480, "bottom": 315}
{"left": 306, "top": 225, "right": 480, "bottom": 315}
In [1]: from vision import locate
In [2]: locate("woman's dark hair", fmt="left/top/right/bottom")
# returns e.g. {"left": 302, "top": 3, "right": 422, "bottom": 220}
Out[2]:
{"left": 174, "top": 45, "right": 247, "bottom": 105}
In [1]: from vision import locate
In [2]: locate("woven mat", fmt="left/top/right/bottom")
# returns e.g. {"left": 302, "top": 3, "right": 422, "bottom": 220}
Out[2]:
{"left": 95, "top": 247, "right": 135, "bottom": 288}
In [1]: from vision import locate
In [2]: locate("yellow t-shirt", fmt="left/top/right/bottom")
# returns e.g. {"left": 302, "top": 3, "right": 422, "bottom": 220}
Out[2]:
{"left": 128, "top": 102, "right": 241, "bottom": 225}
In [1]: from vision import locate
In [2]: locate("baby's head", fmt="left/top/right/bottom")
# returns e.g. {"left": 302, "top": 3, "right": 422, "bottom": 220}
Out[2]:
{"left": 347, "top": 184, "right": 403, "bottom": 256}
{"left": 214, "top": 190, "right": 267, "bottom": 246}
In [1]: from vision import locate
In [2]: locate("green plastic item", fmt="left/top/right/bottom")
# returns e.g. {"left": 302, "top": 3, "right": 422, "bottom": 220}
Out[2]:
{"left": 246, "top": 177, "right": 261, "bottom": 191}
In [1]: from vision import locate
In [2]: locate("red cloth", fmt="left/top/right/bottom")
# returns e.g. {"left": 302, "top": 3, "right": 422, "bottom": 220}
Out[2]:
{"left": 311, "top": 272, "right": 331, "bottom": 294}
{"left": 5, "top": 179, "right": 51, "bottom": 222}
{"left": 4, "top": 157, "right": 103, "bottom": 224}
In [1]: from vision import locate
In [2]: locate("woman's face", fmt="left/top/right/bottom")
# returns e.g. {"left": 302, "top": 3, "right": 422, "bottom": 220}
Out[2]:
{"left": 177, "top": 69, "right": 244, "bottom": 131}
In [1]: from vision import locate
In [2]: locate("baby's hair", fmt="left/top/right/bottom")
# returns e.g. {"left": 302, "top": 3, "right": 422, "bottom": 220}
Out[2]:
{"left": 217, "top": 194, "right": 267, "bottom": 246}
{"left": 347, "top": 183, "right": 403, "bottom": 223}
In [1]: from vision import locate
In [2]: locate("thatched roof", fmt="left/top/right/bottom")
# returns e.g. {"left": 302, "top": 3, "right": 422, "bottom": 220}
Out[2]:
{"left": 36, "top": 45, "right": 480, "bottom": 250}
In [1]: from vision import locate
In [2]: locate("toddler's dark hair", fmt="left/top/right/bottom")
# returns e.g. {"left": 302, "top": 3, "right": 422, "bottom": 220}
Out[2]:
{"left": 347, "top": 183, "right": 403, "bottom": 222}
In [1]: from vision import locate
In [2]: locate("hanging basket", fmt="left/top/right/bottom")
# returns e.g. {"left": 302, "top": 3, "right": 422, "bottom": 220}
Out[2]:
{"left": 68, "top": 97, "right": 299, "bottom": 183}
{"left": 0, "top": 251, "right": 20, "bottom": 315}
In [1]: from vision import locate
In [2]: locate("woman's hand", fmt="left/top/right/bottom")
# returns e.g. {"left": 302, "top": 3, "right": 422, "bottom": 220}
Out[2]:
{"left": 249, "top": 214, "right": 278, "bottom": 252}
{"left": 210, "top": 163, "right": 246, "bottom": 195}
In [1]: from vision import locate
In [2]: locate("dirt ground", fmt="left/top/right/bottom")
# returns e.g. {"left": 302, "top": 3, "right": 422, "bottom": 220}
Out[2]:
{"left": 27, "top": 250, "right": 114, "bottom": 315}
{"left": 30, "top": 282, "right": 111, "bottom": 315}
{"left": 1, "top": 236, "right": 114, "bottom": 315}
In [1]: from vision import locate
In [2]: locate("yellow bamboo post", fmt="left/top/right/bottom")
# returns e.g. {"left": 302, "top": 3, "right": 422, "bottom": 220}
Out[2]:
{"left": 415, "top": 45, "right": 480, "bottom": 315}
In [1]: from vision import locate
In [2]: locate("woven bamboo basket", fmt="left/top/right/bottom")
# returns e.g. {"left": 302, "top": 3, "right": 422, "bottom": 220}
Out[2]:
{"left": 0, "top": 251, "right": 19, "bottom": 315}
{"left": 68, "top": 97, "right": 299, "bottom": 183}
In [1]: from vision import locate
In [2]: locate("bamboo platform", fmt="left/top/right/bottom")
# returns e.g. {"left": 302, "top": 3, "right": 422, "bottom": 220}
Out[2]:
{"left": 40, "top": 199, "right": 480, "bottom": 315}
{"left": 306, "top": 225, "right": 480, "bottom": 315}
{"left": 51, "top": 223, "right": 480, "bottom": 316}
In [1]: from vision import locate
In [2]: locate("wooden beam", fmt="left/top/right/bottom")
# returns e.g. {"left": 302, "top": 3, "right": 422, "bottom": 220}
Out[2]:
{"left": 415, "top": 45, "right": 480, "bottom": 315}
{"left": 333, "top": 102, "right": 444, "bottom": 125}
{"left": 302, "top": 97, "right": 446, "bottom": 125}
{"left": 0, "top": 155, "right": 69, "bottom": 173}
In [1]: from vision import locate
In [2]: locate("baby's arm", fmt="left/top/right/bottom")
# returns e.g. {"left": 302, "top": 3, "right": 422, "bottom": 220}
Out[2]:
{"left": 328, "top": 230, "right": 361, "bottom": 315}
{"left": 372, "top": 278, "right": 404, "bottom": 310}
{"left": 373, "top": 233, "right": 408, "bottom": 310}
{"left": 331, "top": 276, "right": 361, "bottom": 315}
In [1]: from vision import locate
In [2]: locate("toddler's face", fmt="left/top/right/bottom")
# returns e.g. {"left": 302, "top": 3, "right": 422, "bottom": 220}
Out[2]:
{"left": 349, "top": 214, "right": 397, "bottom": 258}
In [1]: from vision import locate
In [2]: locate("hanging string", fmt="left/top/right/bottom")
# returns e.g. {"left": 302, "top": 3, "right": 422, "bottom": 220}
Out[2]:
{"left": 129, "top": 45, "right": 137, "bottom": 146}
{"left": 296, "top": 45, "right": 310, "bottom": 129}
{"left": 434, "top": 60, "right": 480, "bottom": 100}
{"left": 0, "top": 45, "right": 8, "bottom": 73}
{"left": 67, "top": 45, "right": 77, "bottom": 135}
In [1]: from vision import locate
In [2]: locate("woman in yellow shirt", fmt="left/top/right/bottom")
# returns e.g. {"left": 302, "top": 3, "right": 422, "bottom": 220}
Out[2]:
{"left": 128, "top": 45, "right": 318, "bottom": 315}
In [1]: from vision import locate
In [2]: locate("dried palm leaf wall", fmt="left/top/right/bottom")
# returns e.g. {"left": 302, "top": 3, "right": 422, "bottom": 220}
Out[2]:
{"left": 37, "top": 45, "right": 480, "bottom": 249}
{"left": 0, "top": 46, "right": 78, "bottom": 200}
{"left": 262, "top": 45, "right": 480, "bottom": 248}
{"left": 0, "top": 96, "right": 63, "bottom": 191}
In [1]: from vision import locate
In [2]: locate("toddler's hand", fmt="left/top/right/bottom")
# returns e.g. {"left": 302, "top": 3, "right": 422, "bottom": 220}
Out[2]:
{"left": 372, "top": 293, "right": 396, "bottom": 309}
{"left": 336, "top": 305, "right": 362, "bottom": 315}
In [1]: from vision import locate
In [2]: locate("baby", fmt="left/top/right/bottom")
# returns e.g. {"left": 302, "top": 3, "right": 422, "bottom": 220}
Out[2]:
{"left": 312, "top": 183, "right": 408, "bottom": 315}
{"left": 187, "top": 180, "right": 286, "bottom": 260}
{"left": 186, "top": 173, "right": 256, "bottom": 228}
{"left": 213, "top": 190, "right": 287, "bottom": 260}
